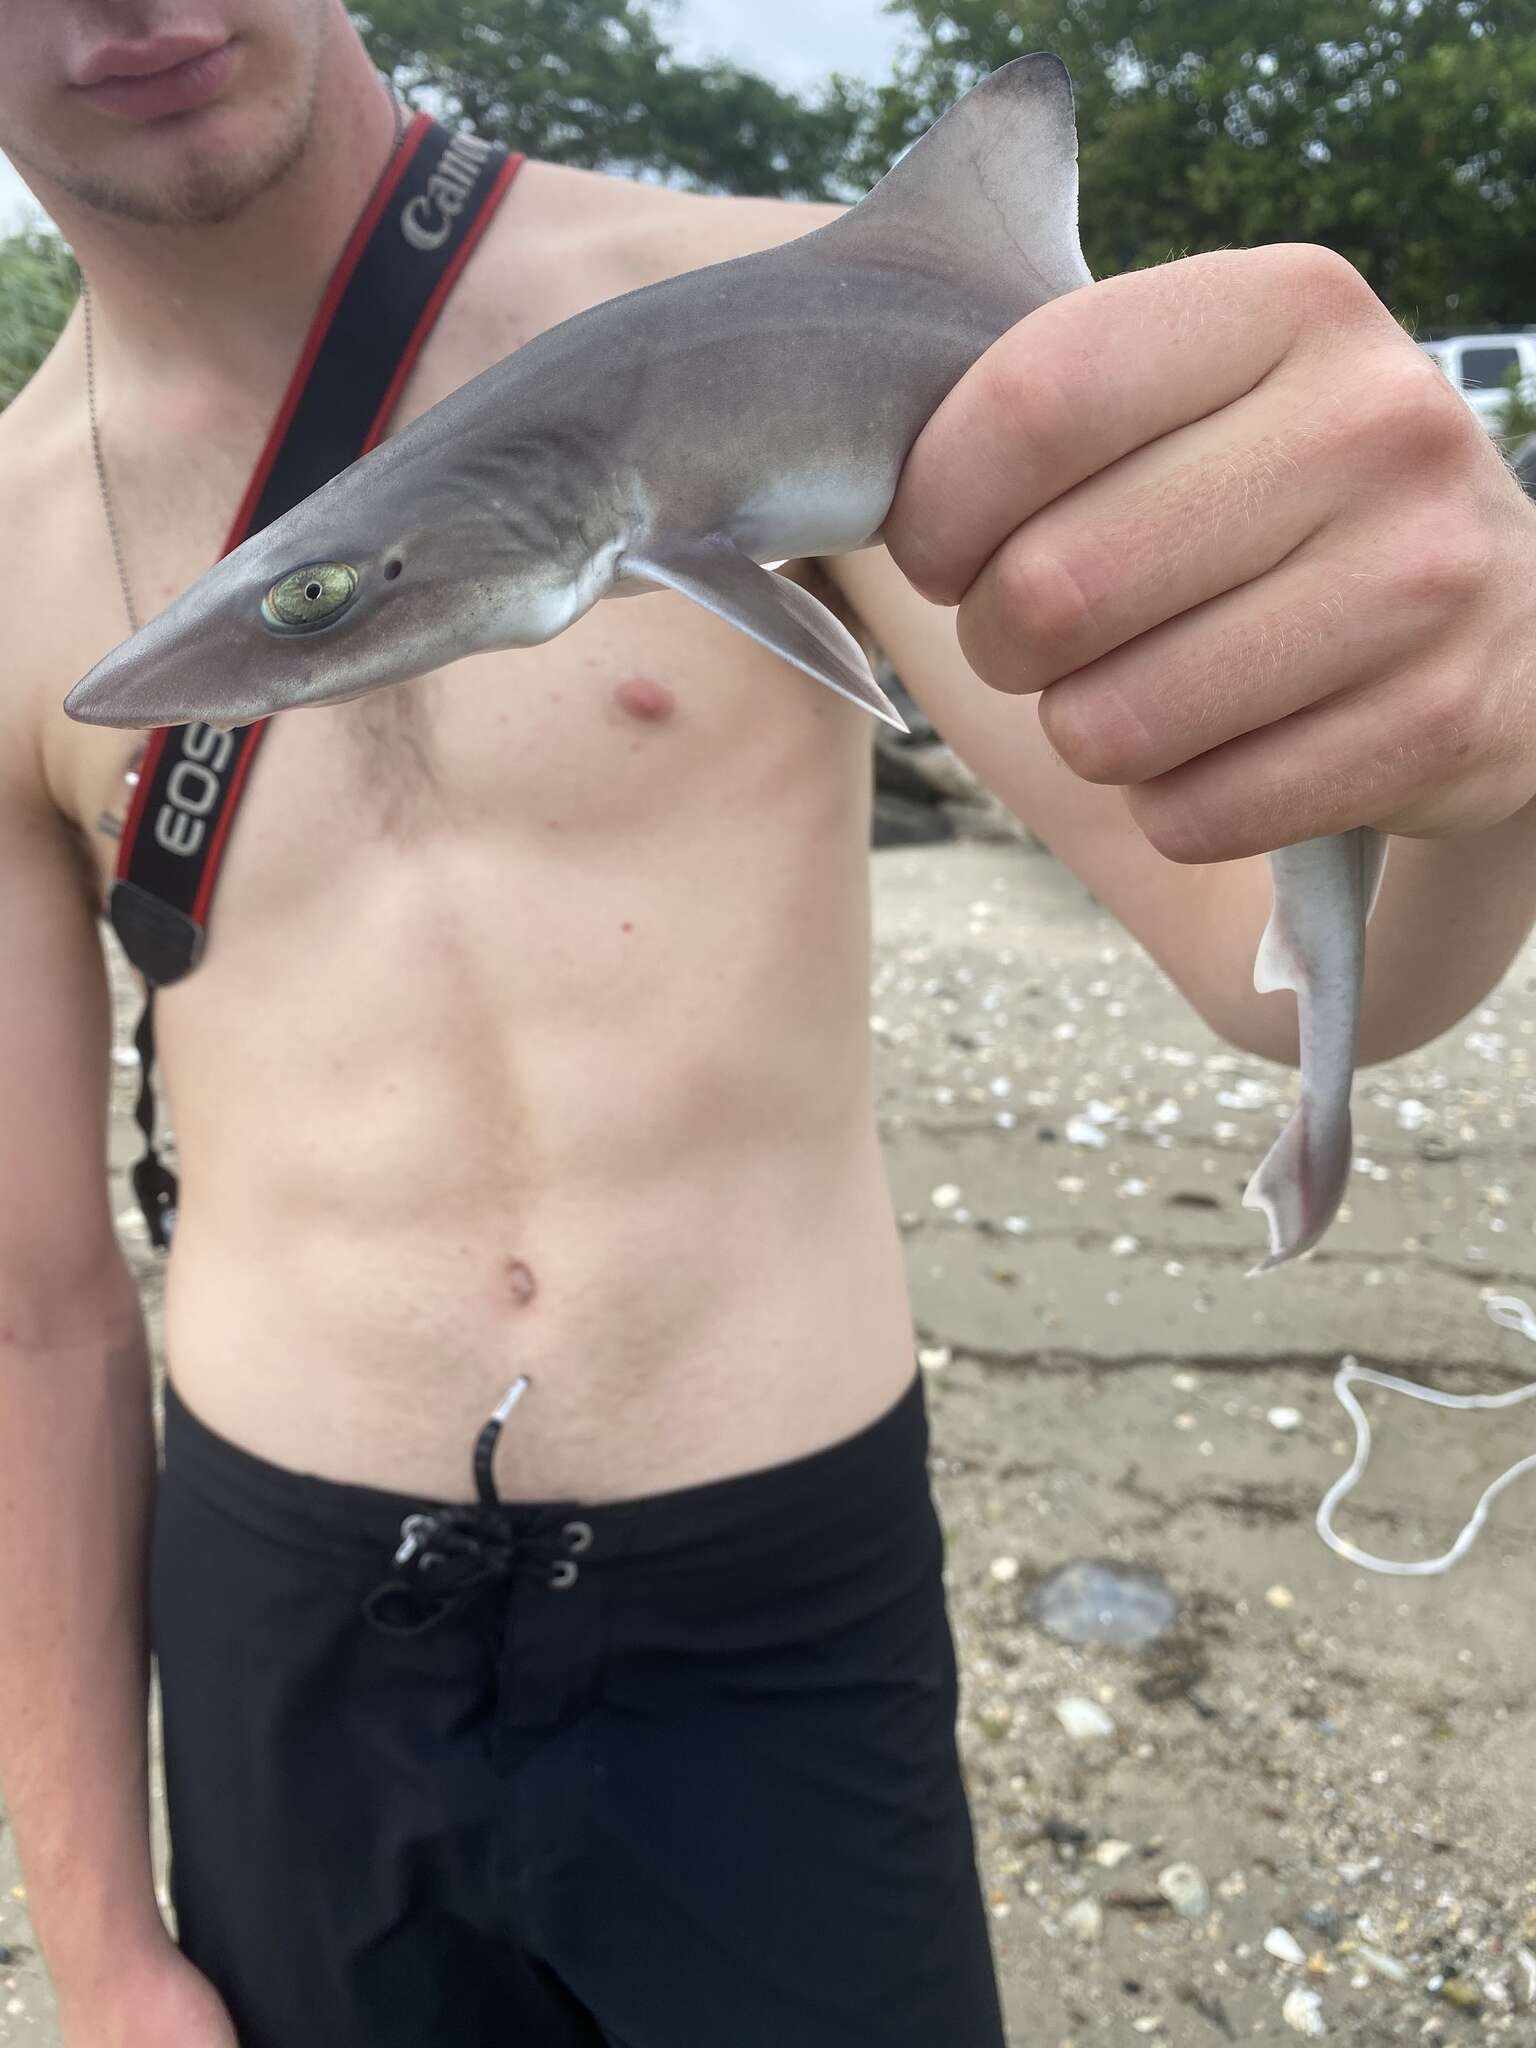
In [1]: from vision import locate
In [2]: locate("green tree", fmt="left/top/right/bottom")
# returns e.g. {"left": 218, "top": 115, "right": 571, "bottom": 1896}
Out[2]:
{"left": 862, "top": 0, "right": 1536, "bottom": 324}
{"left": 1494, "top": 362, "right": 1536, "bottom": 449}
{"left": 1, "top": 4, "right": 867, "bottom": 413}
{"left": 350, "top": 0, "right": 863, "bottom": 196}
{"left": 0, "top": 231, "right": 77, "bottom": 411}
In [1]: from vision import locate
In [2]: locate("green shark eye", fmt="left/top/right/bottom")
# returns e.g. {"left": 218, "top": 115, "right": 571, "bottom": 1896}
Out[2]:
{"left": 261, "top": 562, "right": 359, "bottom": 632}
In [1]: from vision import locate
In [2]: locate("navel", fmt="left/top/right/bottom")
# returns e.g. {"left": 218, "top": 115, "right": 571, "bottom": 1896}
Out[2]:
{"left": 614, "top": 676, "right": 676, "bottom": 724}
{"left": 504, "top": 1259, "right": 538, "bottom": 1307}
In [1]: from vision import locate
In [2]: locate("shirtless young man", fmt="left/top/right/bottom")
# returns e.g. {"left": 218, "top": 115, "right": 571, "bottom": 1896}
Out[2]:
{"left": 2, "top": 5, "right": 1534, "bottom": 2045}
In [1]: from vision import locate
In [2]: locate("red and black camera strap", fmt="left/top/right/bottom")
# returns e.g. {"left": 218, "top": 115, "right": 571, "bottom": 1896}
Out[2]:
{"left": 107, "top": 115, "right": 522, "bottom": 1249}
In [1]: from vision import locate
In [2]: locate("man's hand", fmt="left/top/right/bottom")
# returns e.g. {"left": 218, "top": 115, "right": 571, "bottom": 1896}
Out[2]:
{"left": 884, "top": 245, "right": 1536, "bottom": 866}
{"left": 61, "top": 1944, "right": 239, "bottom": 2048}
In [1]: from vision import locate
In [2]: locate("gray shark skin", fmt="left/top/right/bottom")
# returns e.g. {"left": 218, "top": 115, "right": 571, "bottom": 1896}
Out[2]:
{"left": 64, "top": 55, "right": 1093, "bottom": 733}
{"left": 1243, "top": 828, "right": 1388, "bottom": 1274}
{"left": 62, "top": 51, "right": 1376, "bottom": 1272}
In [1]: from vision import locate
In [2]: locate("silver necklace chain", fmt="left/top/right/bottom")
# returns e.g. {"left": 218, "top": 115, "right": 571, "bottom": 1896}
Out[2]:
{"left": 81, "top": 263, "right": 140, "bottom": 634}
{"left": 83, "top": 79, "right": 408, "bottom": 637}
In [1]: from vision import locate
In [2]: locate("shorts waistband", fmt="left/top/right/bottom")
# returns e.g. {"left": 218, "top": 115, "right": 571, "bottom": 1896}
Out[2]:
{"left": 160, "top": 1368, "right": 930, "bottom": 1568}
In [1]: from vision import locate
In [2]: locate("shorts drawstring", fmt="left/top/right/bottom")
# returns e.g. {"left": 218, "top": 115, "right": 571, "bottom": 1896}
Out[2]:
{"left": 362, "top": 1373, "right": 595, "bottom": 1636}
{"left": 363, "top": 1509, "right": 592, "bottom": 1636}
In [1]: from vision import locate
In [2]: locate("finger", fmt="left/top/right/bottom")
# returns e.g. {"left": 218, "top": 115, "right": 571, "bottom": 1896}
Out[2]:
{"left": 1030, "top": 517, "right": 1453, "bottom": 787}
{"left": 951, "top": 387, "right": 1326, "bottom": 695}
{"left": 1123, "top": 660, "right": 1508, "bottom": 865}
{"left": 886, "top": 243, "right": 1393, "bottom": 608}
{"left": 953, "top": 329, "right": 1471, "bottom": 697}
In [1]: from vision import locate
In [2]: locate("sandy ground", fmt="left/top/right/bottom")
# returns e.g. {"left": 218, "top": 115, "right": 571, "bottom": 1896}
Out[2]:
{"left": 4, "top": 836, "right": 1536, "bottom": 2044}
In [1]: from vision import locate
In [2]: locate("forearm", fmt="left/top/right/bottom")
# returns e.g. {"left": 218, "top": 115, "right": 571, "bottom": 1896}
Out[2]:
{"left": 1201, "top": 802, "right": 1536, "bottom": 1069}
{"left": 831, "top": 538, "right": 1536, "bottom": 1070}
{"left": 0, "top": 1294, "right": 170, "bottom": 2011}
{"left": 1353, "top": 805, "right": 1536, "bottom": 1063}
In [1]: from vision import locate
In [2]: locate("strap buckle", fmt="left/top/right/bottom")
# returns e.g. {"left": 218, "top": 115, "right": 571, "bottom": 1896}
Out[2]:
{"left": 108, "top": 879, "right": 204, "bottom": 988}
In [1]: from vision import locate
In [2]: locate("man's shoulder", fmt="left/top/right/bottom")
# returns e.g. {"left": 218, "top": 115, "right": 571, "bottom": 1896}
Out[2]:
{"left": 0, "top": 336, "right": 84, "bottom": 588}
{"left": 0, "top": 351, "right": 73, "bottom": 514}
{"left": 418, "top": 160, "right": 845, "bottom": 428}
{"left": 0, "top": 342, "right": 88, "bottom": 815}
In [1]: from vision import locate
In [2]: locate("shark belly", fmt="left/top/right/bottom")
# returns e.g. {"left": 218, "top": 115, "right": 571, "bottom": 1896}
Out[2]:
{"left": 725, "top": 461, "right": 900, "bottom": 564}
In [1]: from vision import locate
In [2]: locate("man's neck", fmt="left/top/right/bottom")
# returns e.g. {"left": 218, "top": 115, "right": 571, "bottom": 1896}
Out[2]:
{"left": 45, "top": 36, "right": 398, "bottom": 410}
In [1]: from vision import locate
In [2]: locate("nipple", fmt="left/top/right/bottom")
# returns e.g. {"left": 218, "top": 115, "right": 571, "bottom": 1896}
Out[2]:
{"left": 614, "top": 677, "right": 676, "bottom": 724}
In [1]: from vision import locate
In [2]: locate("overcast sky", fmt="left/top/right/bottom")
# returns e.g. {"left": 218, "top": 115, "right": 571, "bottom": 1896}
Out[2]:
{"left": 0, "top": 2, "right": 911, "bottom": 233}
{"left": 667, "top": 0, "right": 908, "bottom": 86}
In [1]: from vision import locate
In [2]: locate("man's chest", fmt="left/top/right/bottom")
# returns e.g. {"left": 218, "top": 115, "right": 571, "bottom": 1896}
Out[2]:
{"left": 34, "top": 169, "right": 876, "bottom": 934}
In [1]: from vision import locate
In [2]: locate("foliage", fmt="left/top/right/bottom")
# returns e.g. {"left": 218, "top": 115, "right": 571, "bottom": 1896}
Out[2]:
{"left": 0, "top": 231, "right": 77, "bottom": 410}
{"left": 350, "top": 0, "right": 863, "bottom": 196}
{"left": 862, "top": 0, "right": 1536, "bottom": 324}
{"left": 1494, "top": 362, "right": 1536, "bottom": 449}
{"left": 7, "top": 0, "right": 1530, "bottom": 409}
{"left": 1, "top": 2, "right": 861, "bottom": 411}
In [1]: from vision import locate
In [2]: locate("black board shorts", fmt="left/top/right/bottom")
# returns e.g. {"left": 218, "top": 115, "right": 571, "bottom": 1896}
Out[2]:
{"left": 150, "top": 1369, "right": 1007, "bottom": 2048}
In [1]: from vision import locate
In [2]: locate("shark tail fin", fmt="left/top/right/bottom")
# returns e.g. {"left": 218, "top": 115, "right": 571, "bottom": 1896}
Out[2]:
{"left": 813, "top": 53, "right": 1092, "bottom": 305}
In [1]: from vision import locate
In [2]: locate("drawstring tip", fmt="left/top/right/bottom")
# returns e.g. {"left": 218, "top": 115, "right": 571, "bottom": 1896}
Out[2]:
{"left": 474, "top": 1375, "right": 533, "bottom": 1508}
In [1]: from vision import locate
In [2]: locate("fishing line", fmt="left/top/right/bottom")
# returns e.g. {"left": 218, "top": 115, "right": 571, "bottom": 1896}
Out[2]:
{"left": 1317, "top": 1294, "right": 1536, "bottom": 1575}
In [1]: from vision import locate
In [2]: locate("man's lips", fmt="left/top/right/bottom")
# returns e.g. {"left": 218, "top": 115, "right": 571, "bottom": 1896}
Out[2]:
{"left": 73, "top": 37, "right": 239, "bottom": 121}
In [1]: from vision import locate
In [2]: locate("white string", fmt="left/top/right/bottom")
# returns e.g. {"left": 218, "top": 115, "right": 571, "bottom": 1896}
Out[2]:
{"left": 1316, "top": 1293, "right": 1536, "bottom": 1575}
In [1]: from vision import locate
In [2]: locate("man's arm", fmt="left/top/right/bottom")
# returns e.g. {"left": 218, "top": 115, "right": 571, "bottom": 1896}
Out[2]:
{"left": 0, "top": 735, "right": 232, "bottom": 2041}
{"left": 829, "top": 543, "right": 1536, "bottom": 1068}
{"left": 832, "top": 244, "right": 1536, "bottom": 1070}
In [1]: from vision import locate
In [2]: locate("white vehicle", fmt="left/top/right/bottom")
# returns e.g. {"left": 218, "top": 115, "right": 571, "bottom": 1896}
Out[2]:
{"left": 1418, "top": 330, "right": 1536, "bottom": 434}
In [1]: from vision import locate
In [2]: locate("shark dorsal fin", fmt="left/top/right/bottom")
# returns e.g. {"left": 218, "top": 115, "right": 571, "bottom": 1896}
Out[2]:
{"left": 811, "top": 53, "right": 1092, "bottom": 305}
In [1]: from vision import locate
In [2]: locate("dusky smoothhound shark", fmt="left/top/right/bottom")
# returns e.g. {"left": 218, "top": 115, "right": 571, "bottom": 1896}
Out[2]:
{"left": 64, "top": 52, "right": 1386, "bottom": 1273}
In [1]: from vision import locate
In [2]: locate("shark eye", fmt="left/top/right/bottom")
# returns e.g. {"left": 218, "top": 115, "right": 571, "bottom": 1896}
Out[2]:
{"left": 261, "top": 562, "right": 359, "bottom": 633}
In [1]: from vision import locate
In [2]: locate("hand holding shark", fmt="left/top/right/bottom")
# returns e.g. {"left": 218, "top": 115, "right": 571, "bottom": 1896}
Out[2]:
{"left": 888, "top": 239, "right": 1536, "bottom": 858}
{"left": 63, "top": 53, "right": 1536, "bottom": 1270}
{"left": 884, "top": 235, "right": 1536, "bottom": 1262}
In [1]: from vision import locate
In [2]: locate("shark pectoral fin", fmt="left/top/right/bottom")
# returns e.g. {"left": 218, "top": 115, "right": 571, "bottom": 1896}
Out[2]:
{"left": 621, "top": 538, "right": 907, "bottom": 731}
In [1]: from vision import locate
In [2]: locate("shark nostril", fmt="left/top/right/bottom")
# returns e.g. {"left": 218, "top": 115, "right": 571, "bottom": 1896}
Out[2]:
{"left": 384, "top": 558, "right": 403, "bottom": 582}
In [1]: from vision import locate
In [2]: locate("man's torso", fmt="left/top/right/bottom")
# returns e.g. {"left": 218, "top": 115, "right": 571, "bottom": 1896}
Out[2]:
{"left": 2, "top": 158, "right": 918, "bottom": 1502}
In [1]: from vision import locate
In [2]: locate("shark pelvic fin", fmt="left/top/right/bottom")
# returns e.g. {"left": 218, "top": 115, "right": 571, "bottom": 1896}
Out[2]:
{"left": 621, "top": 537, "right": 907, "bottom": 730}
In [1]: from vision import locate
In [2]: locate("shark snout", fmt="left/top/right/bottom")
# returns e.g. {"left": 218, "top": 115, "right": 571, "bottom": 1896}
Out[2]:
{"left": 66, "top": 636, "right": 197, "bottom": 731}
{"left": 65, "top": 612, "right": 312, "bottom": 730}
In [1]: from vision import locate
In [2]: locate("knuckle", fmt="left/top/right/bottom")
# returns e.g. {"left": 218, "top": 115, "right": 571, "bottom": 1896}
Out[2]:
{"left": 1407, "top": 669, "right": 1483, "bottom": 762}
{"left": 1131, "top": 791, "right": 1223, "bottom": 866}
{"left": 1421, "top": 535, "right": 1488, "bottom": 617}
{"left": 1039, "top": 680, "right": 1150, "bottom": 785}
{"left": 1328, "top": 353, "right": 1482, "bottom": 497}
{"left": 998, "top": 543, "right": 1098, "bottom": 665}
{"left": 1387, "top": 351, "right": 1476, "bottom": 460}
{"left": 1334, "top": 353, "right": 1446, "bottom": 464}
{"left": 954, "top": 595, "right": 1026, "bottom": 693}
{"left": 1270, "top": 241, "right": 1376, "bottom": 321}
{"left": 1393, "top": 503, "right": 1489, "bottom": 614}
{"left": 888, "top": 326, "right": 1077, "bottom": 609}
{"left": 975, "top": 337, "right": 1077, "bottom": 492}
{"left": 884, "top": 477, "right": 964, "bottom": 608}
{"left": 891, "top": 529, "right": 959, "bottom": 610}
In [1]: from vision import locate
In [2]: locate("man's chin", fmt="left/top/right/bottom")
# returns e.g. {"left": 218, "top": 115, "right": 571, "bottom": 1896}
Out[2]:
{"left": 59, "top": 115, "right": 314, "bottom": 227}
{"left": 51, "top": 40, "right": 322, "bottom": 230}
